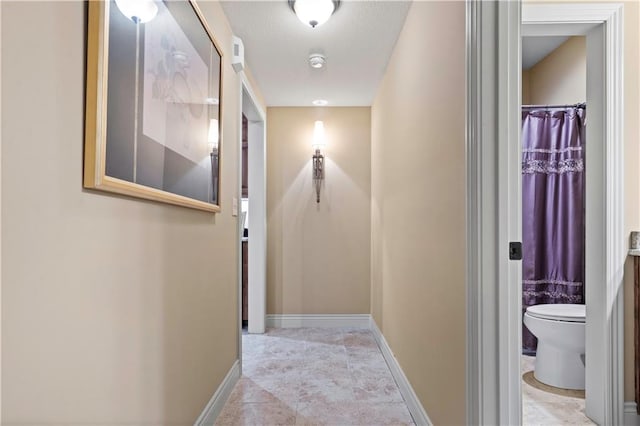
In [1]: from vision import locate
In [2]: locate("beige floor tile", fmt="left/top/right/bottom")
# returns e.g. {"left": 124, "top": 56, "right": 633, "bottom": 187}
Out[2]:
{"left": 215, "top": 401, "right": 297, "bottom": 426}
{"left": 297, "top": 377, "right": 356, "bottom": 404}
{"left": 303, "top": 357, "right": 351, "bottom": 381}
{"left": 247, "top": 340, "right": 309, "bottom": 360}
{"left": 303, "top": 328, "right": 346, "bottom": 345}
{"left": 229, "top": 377, "right": 302, "bottom": 406}
{"left": 219, "top": 328, "right": 412, "bottom": 425}
{"left": 343, "top": 333, "right": 378, "bottom": 350}
{"left": 522, "top": 355, "right": 594, "bottom": 425}
{"left": 352, "top": 375, "right": 403, "bottom": 403}
{"left": 305, "top": 342, "right": 349, "bottom": 363}
{"left": 349, "top": 360, "right": 395, "bottom": 382}
{"left": 357, "top": 402, "right": 415, "bottom": 426}
{"left": 243, "top": 357, "right": 308, "bottom": 381}
{"left": 295, "top": 402, "right": 363, "bottom": 426}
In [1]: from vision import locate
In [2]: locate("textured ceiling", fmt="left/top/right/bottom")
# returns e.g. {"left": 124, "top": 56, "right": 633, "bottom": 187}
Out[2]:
{"left": 220, "top": 1, "right": 412, "bottom": 106}
{"left": 522, "top": 36, "right": 570, "bottom": 70}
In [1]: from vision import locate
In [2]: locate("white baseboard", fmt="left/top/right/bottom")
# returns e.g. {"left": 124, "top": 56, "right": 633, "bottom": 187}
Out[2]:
{"left": 265, "top": 314, "right": 371, "bottom": 329}
{"left": 370, "top": 319, "right": 432, "bottom": 426}
{"left": 625, "top": 402, "right": 640, "bottom": 426}
{"left": 194, "top": 360, "right": 240, "bottom": 426}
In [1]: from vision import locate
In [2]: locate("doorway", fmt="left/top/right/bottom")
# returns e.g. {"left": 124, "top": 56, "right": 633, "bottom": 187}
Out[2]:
{"left": 465, "top": 2, "right": 624, "bottom": 424}
{"left": 239, "top": 79, "right": 267, "bottom": 344}
{"left": 520, "top": 35, "right": 588, "bottom": 424}
{"left": 520, "top": 6, "right": 624, "bottom": 423}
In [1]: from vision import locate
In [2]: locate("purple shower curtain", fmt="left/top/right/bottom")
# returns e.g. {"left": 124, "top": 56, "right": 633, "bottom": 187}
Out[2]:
{"left": 521, "top": 106, "right": 586, "bottom": 353}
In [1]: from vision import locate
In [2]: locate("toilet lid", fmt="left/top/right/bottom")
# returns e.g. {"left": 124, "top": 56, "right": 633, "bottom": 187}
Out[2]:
{"left": 526, "top": 304, "right": 586, "bottom": 322}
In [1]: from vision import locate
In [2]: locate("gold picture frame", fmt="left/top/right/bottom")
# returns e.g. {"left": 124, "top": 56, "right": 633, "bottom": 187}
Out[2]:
{"left": 84, "top": 0, "right": 223, "bottom": 212}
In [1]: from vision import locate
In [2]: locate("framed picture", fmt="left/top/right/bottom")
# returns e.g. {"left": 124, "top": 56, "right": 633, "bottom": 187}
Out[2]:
{"left": 84, "top": 0, "right": 223, "bottom": 212}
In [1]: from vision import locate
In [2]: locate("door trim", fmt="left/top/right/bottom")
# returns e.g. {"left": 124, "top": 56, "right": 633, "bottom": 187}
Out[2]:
{"left": 465, "top": 1, "right": 521, "bottom": 423}
{"left": 239, "top": 74, "right": 267, "bottom": 337}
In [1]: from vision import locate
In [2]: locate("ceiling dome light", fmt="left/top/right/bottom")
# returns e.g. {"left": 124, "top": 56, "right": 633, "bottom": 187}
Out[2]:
{"left": 115, "top": 0, "right": 158, "bottom": 24}
{"left": 309, "top": 53, "right": 326, "bottom": 69}
{"left": 289, "top": 0, "right": 340, "bottom": 28}
{"left": 312, "top": 99, "right": 328, "bottom": 106}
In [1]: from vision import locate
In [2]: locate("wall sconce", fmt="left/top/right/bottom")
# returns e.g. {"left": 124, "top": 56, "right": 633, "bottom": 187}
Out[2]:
{"left": 114, "top": 0, "right": 158, "bottom": 23}
{"left": 208, "top": 119, "right": 220, "bottom": 204}
{"left": 312, "top": 121, "right": 326, "bottom": 203}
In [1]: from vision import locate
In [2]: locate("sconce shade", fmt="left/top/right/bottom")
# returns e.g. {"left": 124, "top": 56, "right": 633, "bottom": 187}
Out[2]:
{"left": 312, "top": 121, "right": 326, "bottom": 150}
{"left": 115, "top": 0, "right": 158, "bottom": 23}
{"left": 208, "top": 119, "right": 219, "bottom": 150}
{"left": 290, "top": 0, "right": 338, "bottom": 28}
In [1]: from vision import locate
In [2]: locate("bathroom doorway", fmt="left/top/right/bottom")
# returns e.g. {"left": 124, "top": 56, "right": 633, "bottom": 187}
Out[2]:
{"left": 465, "top": 2, "right": 624, "bottom": 425}
{"left": 516, "top": 4, "right": 624, "bottom": 425}
{"left": 520, "top": 34, "right": 588, "bottom": 424}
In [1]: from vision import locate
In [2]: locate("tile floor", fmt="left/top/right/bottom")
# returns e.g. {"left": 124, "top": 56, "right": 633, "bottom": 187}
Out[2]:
{"left": 216, "top": 327, "right": 415, "bottom": 425}
{"left": 522, "top": 355, "right": 595, "bottom": 425}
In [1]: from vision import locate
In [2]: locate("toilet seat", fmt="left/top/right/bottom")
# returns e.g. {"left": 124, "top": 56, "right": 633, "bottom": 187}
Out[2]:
{"left": 526, "top": 304, "right": 585, "bottom": 323}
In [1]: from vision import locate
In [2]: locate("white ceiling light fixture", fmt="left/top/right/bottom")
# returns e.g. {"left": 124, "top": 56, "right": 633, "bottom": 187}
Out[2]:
{"left": 309, "top": 53, "right": 326, "bottom": 69}
{"left": 115, "top": 0, "right": 158, "bottom": 24}
{"left": 312, "top": 99, "right": 328, "bottom": 106}
{"left": 289, "top": 0, "right": 340, "bottom": 28}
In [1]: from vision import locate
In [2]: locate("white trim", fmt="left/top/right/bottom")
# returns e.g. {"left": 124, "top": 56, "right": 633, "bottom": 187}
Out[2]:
{"left": 498, "top": 2, "right": 523, "bottom": 425}
{"left": 238, "top": 70, "right": 267, "bottom": 336}
{"left": 522, "top": 3, "right": 624, "bottom": 25}
{"left": 246, "top": 116, "right": 266, "bottom": 334}
{"left": 193, "top": 360, "right": 240, "bottom": 426}
{"left": 624, "top": 402, "right": 640, "bottom": 426}
{"left": 600, "top": 7, "right": 625, "bottom": 424}
{"left": 370, "top": 320, "right": 432, "bottom": 426}
{"left": 465, "top": 1, "right": 502, "bottom": 423}
{"left": 236, "top": 76, "right": 243, "bottom": 370}
{"left": 265, "top": 314, "right": 371, "bottom": 329}
{"left": 464, "top": 1, "right": 480, "bottom": 422}
{"left": 240, "top": 73, "right": 266, "bottom": 123}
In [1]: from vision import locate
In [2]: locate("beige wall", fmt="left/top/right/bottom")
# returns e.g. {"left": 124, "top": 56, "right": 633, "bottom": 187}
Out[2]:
{"left": 524, "top": 0, "right": 640, "bottom": 403}
{"left": 371, "top": 2, "right": 465, "bottom": 425}
{"left": 527, "top": 36, "right": 586, "bottom": 105}
{"left": 522, "top": 69, "right": 532, "bottom": 105}
{"left": 0, "top": 1, "right": 264, "bottom": 422}
{"left": 266, "top": 107, "right": 371, "bottom": 315}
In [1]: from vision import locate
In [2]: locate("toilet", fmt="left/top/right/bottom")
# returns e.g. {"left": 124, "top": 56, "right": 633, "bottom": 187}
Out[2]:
{"left": 523, "top": 303, "right": 586, "bottom": 390}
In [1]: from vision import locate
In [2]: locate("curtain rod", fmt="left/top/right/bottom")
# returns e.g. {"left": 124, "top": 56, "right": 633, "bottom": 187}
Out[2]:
{"left": 522, "top": 102, "right": 586, "bottom": 110}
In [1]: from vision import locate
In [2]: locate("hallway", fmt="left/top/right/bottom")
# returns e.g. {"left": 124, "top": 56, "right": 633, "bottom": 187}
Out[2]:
{"left": 215, "top": 328, "right": 415, "bottom": 425}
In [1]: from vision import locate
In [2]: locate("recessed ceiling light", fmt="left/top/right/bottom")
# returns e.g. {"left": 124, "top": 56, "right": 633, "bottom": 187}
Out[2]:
{"left": 309, "top": 54, "right": 326, "bottom": 69}
{"left": 312, "top": 99, "right": 328, "bottom": 106}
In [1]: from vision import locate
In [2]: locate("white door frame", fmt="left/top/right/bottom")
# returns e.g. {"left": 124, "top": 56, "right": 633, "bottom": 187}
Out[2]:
{"left": 466, "top": 2, "right": 624, "bottom": 424}
{"left": 237, "top": 74, "right": 267, "bottom": 345}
